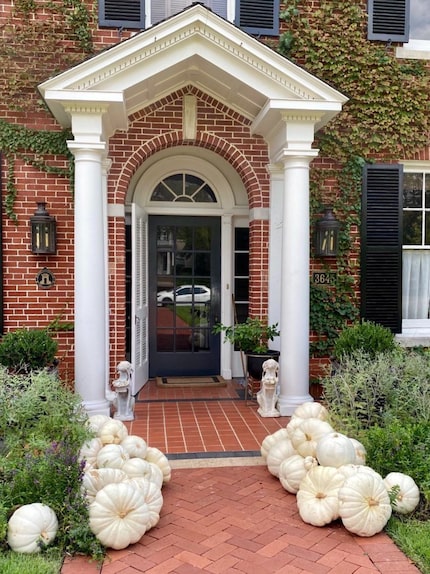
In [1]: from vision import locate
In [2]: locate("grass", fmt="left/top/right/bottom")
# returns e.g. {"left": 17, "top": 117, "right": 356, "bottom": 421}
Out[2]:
{"left": 386, "top": 517, "right": 430, "bottom": 574}
{"left": 0, "top": 550, "right": 63, "bottom": 574}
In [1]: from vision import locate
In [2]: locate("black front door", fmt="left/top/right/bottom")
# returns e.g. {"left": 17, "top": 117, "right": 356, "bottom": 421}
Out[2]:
{"left": 148, "top": 216, "right": 221, "bottom": 376}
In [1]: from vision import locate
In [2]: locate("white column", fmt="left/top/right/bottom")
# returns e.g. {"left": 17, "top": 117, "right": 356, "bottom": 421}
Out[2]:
{"left": 68, "top": 142, "right": 111, "bottom": 416}
{"left": 277, "top": 152, "right": 318, "bottom": 415}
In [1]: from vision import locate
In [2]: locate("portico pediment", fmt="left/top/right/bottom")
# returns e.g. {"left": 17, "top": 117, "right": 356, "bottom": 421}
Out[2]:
{"left": 39, "top": 4, "right": 347, "bottom": 140}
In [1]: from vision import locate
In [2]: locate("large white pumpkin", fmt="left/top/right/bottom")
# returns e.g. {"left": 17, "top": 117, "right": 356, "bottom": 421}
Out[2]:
{"left": 145, "top": 447, "right": 172, "bottom": 484}
{"left": 383, "top": 472, "right": 420, "bottom": 515}
{"left": 279, "top": 455, "right": 317, "bottom": 494}
{"left": 338, "top": 472, "right": 392, "bottom": 536}
{"left": 260, "top": 428, "right": 289, "bottom": 460}
{"left": 349, "top": 438, "right": 367, "bottom": 465}
{"left": 96, "top": 444, "right": 129, "bottom": 469}
{"left": 290, "top": 418, "right": 333, "bottom": 458}
{"left": 296, "top": 466, "right": 344, "bottom": 526}
{"left": 291, "top": 402, "right": 329, "bottom": 421}
{"left": 121, "top": 435, "right": 148, "bottom": 459}
{"left": 86, "top": 414, "right": 111, "bottom": 434}
{"left": 98, "top": 419, "right": 128, "bottom": 445}
{"left": 266, "top": 438, "right": 296, "bottom": 477}
{"left": 82, "top": 467, "right": 128, "bottom": 503}
{"left": 79, "top": 437, "right": 104, "bottom": 469}
{"left": 316, "top": 432, "right": 357, "bottom": 468}
{"left": 126, "top": 477, "right": 164, "bottom": 529}
{"left": 89, "top": 482, "right": 150, "bottom": 549}
{"left": 7, "top": 503, "right": 58, "bottom": 553}
{"left": 121, "top": 457, "right": 152, "bottom": 478}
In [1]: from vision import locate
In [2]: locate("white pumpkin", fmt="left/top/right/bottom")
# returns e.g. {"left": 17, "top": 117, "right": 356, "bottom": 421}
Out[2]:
{"left": 260, "top": 428, "right": 289, "bottom": 460}
{"left": 82, "top": 467, "right": 128, "bottom": 503}
{"left": 145, "top": 447, "right": 172, "bottom": 484}
{"left": 296, "top": 466, "right": 344, "bottom": 526}
{"left": 383, "top": 472, "right": 420, "bottom": 515}
{"left": 266, "top": 438, "right": 297, "bottom": 477}
{"left": 89, "top": 482, "right": 150, "bottom": 549}
{"left": 96, "top": 444, "right": 129, "bottom": 469}
{"left": 79, "top": 437, "right": 104, "bottom": 469}
{"left": 338, "top": 472, "right": 392, "bottom": 536}
{"left": 86, "top": 414, "right": 111, "bottom": 434}
{"left": 121, "top": 435, "right": 148, "bottom": 459}
{"left": 316, "top": 432, "right": 356, "bottom": 468}
{"left": 148, "top": 462, "right": 164, "bottom": 489}
{"left": 291, "top": 401, "right": 329, "bottom": 421}
{"left": 290, "top": 418, "right": 333, "bottom": 458}
{"left": 349, "top": 438, "right": 367, "bottom": 465}
{"left": 337, "top": 464, "right": 382, "bottom": 483}
{"left": 279, "top": 455, "right": 318, "bottom": 494}
{"left": 286, "top": 416, "right": 305, "bottom": 439}
{"left": 7, "top": 503, "right": 58, "bottom": 554}
{"left": 126, "top": 477, "right": 163, "bottom": 529}
{"left": 121, "top": 457, "right": 153, "bottom": 479}
{"left": 98, "top": 419, "right": 128, "bottom": 445}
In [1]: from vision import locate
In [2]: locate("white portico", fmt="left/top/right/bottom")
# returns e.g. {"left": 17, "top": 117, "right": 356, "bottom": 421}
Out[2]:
{"left": 39, "top": 4, "right": 347, "bottom": 416}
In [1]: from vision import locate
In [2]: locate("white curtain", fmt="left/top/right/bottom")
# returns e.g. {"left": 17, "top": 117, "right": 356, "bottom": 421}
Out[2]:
{"left": 403, "top": 250, "right": 430, "bottom": 319}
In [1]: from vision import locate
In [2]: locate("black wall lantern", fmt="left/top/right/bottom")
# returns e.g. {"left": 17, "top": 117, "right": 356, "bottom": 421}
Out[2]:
{"left": 30, "top": 202, "right": 57, "bottom": 255}
{"left": 314, "top": 207, "right": 341, "bottom": 257}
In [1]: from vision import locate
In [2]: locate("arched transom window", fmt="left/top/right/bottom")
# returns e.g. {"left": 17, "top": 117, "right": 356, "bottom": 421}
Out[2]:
{"left": 151, "top": 174, "right": 217, "bottom": 203}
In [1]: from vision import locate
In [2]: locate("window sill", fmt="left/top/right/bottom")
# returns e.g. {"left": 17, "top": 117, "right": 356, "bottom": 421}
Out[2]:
{"left": 396, "top": 40, "right": 430, "bottom": 60}
{"left": 396, "top": 333, "right": 430, "bottom": 347}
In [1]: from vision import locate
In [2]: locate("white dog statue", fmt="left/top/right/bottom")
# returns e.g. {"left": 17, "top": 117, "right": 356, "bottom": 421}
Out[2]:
{"left": 257, "top": 358, "right": 280, "bottom": 417}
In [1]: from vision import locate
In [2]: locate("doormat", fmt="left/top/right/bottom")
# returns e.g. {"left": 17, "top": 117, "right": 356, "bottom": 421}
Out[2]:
{"left": 156, "top": 376, "right": 226, "bottom": 388}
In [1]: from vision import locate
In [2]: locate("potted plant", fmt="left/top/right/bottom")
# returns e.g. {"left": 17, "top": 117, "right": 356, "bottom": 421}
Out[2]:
{"left": 213, "top": 317, "right": 280, "bottom": 380}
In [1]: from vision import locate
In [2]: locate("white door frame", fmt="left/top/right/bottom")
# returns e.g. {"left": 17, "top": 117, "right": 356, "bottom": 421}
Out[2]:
{"left": 129, "top": 150, "right": 249, "bottom": 381}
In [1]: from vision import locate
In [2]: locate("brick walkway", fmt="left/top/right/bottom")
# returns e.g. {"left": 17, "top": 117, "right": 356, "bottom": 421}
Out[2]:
{"left": 61, "top": 381, "right": 422, "bottom": 573}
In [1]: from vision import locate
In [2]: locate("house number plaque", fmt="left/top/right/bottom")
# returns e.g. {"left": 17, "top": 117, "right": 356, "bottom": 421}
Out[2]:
{"left": 312, "top": 272, "right": 336, "bottom": 285}
{"left": 36, "top": 267, "right": 56, "bottom": 289}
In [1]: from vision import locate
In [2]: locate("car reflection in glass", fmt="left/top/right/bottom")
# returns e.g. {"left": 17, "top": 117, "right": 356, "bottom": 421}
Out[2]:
{"left": 157, "top": 285, "right": 211, "bottom": 304}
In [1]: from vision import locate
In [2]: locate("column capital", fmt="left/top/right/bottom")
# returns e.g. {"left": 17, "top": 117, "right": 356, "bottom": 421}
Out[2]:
{"left": 67, "top": 140, "right": 107, "bottom": 158}
{"left": 273, "top": 149, "right": 320, "bottom": 166}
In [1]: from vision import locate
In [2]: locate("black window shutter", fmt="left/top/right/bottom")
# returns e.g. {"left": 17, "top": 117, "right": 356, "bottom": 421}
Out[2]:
{"left": 361, "top": 164, "right": 403, "bottom": 333}
{"left": 368, "top": 0, "right": 409, "bottom": 42}
{"left": 236, "top": 0, "right": 280, "bottom": 36}
{"left": 99, "top": 0, "right": 145, "bottom": 29}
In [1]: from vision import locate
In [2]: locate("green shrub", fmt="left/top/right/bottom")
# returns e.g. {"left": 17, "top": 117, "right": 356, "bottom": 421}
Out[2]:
{"left": 333, "top": 320, "right": 397, "bottom": 359}
{"left": 0, "top": 329, "right": 58, "bottom": 373}
{"left": 361, "top": 421, "right": 430, "bottom": 509}
{"left": 322, "top": 347, "right": 430, "bottom": 510}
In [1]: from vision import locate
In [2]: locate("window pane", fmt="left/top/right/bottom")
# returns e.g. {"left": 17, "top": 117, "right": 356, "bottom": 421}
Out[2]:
{"left": 234, "top": 278, "right": 249, "bottom": 301}
{"left": 425, "top": 175, "right": 430, "bottom": 208}
{"left": 403, "top": 173, "right": 423, "bottom": 207}
{"left": 151, "top": 0, "right": 227, "bottom": 26}
{"left": 235, "top": 228, "right": 249, "bottom": 250}
{"left": 235, "top": 252, "right": 249, "bottom": 276}
{"left": 410, "top": 0, "right": 430, "bottom": 40}
{"left": 425, "top": 213, "right": 430, "bottom": 245}
{"left": 403, "top": 211, "right": 422, "bottom": 244}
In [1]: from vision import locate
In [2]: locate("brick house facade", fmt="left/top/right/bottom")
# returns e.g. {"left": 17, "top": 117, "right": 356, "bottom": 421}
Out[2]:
{"left": 1, "top": 0, "right": 429, "bottom": 415}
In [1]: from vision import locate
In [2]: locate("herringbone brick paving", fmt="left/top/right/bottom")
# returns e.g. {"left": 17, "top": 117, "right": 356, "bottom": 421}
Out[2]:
{"left": 61, "top": 381, "right": 422, "bottom": 573}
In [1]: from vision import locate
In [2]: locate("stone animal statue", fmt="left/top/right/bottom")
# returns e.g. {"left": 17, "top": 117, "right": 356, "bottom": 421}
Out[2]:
{"left": 257, "top": 358, "right": 280, "bottom": 417}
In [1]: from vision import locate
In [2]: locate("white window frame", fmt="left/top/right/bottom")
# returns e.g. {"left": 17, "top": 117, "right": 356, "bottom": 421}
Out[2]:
{"left": 401, "top": 161, "right": 430, "bottom": 338}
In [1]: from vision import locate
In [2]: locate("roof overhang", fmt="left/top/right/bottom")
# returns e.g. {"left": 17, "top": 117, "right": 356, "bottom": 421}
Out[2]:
{"left": 39, "top": 4, "right": 347, "bottom": 140}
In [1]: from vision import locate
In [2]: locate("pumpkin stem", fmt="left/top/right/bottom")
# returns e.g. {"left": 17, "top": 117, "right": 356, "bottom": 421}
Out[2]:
{"left": 368, "top": 498, "right": 379, "bottom": 507}
{"left": 316, "top": 492, "right": 327, "bottom": 499}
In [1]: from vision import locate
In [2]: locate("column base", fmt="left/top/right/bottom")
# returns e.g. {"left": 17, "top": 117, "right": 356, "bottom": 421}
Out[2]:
{"left": 277, "top": 393, "right": 313, "bottom": 416}
{"left": 82, "top": 398, "right": 112, "bottom": 418}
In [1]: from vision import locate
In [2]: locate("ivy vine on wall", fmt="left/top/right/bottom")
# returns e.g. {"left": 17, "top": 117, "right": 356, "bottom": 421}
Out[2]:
{"left": 0, "top": 0, "right": 94, "bottom": 220}
{"left": 278, "top": 0, "right": 430, "bottom": 356}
